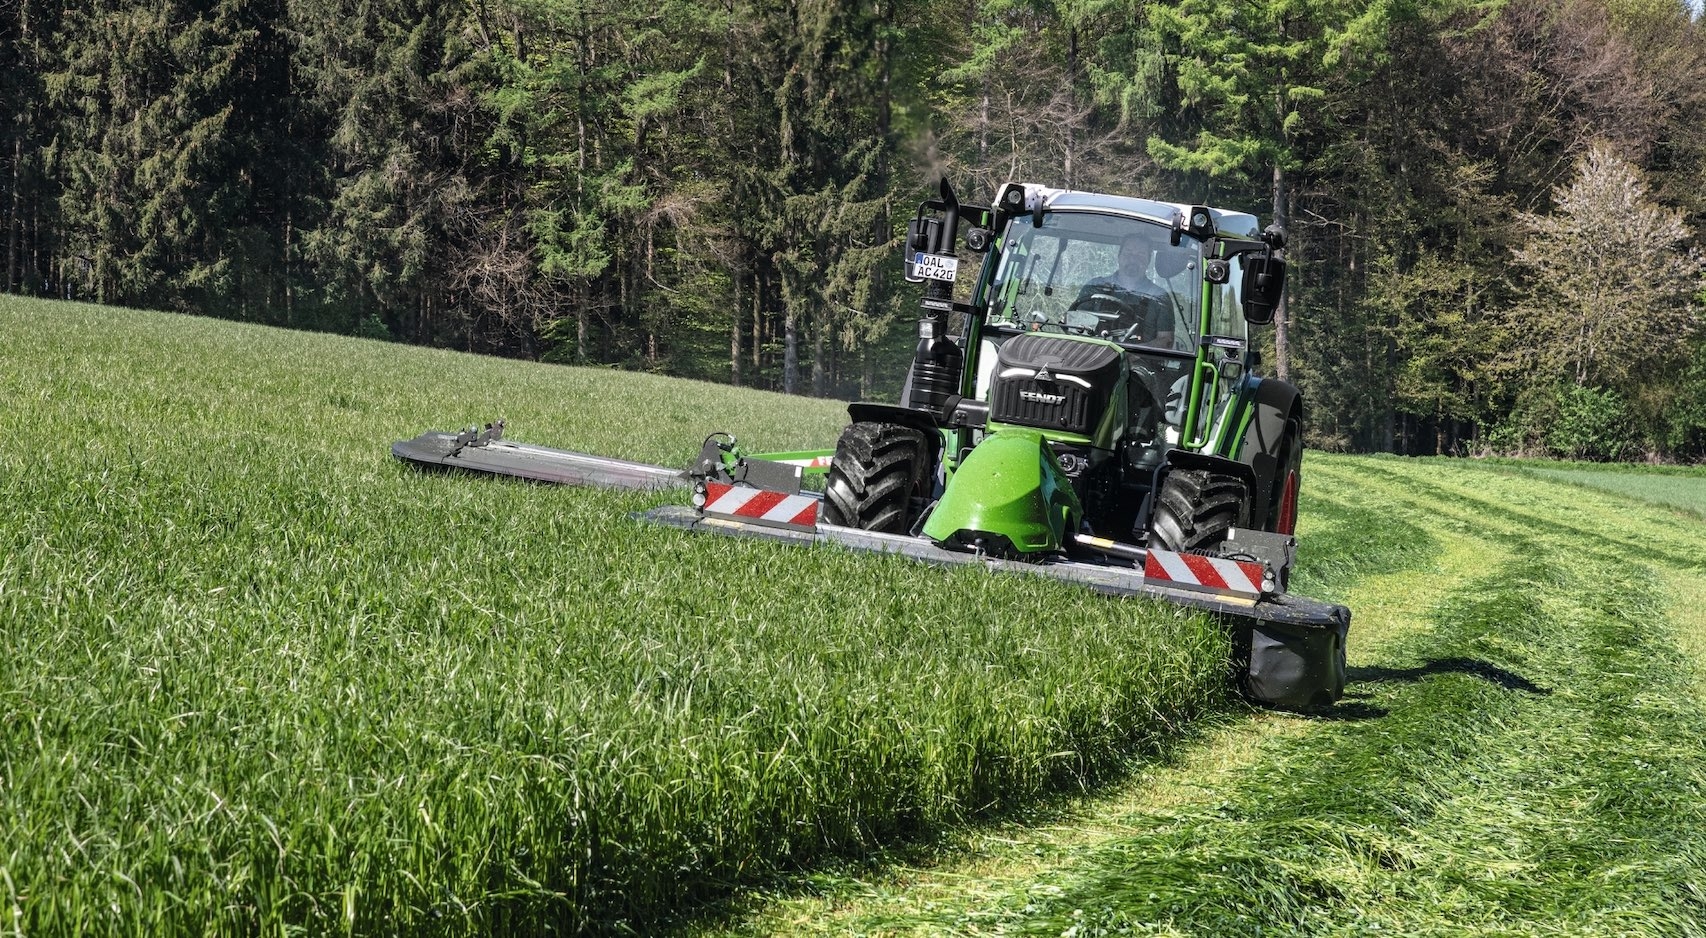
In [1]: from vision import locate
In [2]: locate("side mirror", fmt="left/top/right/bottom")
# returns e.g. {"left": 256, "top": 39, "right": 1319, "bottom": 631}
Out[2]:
{"left": 1241, "top": 255, "right": 1285, "bottom": 325}
{"left": 907, "top": 217, "right": 935, "bottom": 253}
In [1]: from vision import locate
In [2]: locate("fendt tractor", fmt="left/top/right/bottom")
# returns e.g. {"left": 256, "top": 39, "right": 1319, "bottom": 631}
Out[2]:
{"left": 392, "top": 180, "right": 1351, "bottom": 708}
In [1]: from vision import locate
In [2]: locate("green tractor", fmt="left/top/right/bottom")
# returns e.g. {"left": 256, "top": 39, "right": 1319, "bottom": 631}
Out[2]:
{"left": 391, "top": 178, "right": 1348, "bottom": 707}
{"left": 824, "top": 180, "right": 1303, "bottom": 576}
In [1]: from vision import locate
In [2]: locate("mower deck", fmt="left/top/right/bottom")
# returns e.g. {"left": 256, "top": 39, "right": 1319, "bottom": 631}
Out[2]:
{"left": 393, "top": 428, "right": 1350, "bottom": 708}
{"left": 644, "top": 504, "right": 1347, "bottom": 629}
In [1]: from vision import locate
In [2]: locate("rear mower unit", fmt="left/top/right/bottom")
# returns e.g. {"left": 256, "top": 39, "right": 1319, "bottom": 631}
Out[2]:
{"left": 393, "top": 179, "right": 1350, "bottom": 709}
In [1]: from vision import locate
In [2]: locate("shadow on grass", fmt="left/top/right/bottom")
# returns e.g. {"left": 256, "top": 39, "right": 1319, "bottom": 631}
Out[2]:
{"left": 1303, "top": 694, "right": 1390, "bottom": 721}
{"left": 1349, "top": 656, "right": 1552, "bottom": 695}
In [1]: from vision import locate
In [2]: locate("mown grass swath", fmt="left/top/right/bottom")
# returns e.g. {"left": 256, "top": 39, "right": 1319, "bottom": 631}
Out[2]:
{"left": 0, "top": 297, "right": 1232, "bottom": 934}
{"left": 924, "top": 457, "right": 1706, "bottom": 936}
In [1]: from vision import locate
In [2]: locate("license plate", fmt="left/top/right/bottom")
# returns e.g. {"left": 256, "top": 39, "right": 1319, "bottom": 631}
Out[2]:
{"left": 913, "top": 252, "right": 959, "bottom": 282}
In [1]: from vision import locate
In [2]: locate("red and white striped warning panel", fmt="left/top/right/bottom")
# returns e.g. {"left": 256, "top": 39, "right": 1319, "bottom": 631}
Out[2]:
{"left": 698, "top": 482, "right": 819, "bottom": 532}
{"left": 1143, "top": 549, "right": 1269, "bottom": 600}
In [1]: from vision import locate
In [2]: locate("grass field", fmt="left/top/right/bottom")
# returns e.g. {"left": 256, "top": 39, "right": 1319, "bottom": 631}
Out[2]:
{"left": 1510, "top": 465, "right": 1706, "bottom": 521}
{"left": 7, "top": 297, "right": 1705, "bottom": 936}
{"left": 1, "top": 298, "right": 1232, "bottom": 935}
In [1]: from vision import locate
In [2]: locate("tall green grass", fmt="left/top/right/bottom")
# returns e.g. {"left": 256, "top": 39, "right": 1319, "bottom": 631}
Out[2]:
{"left": 0, "top": 297, "right": 1231, "bottom": 934}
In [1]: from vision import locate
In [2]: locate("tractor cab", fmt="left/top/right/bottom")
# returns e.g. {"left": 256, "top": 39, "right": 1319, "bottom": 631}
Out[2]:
{"left": 975, "top": 207, "right": 1244, "bottom": 470}
{"left": 855, "top": 179, "right": 1291, "bottom": 559}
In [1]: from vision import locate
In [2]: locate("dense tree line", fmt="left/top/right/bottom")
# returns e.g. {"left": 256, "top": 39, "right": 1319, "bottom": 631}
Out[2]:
{"left": 4, "top": 0, "right": 1704, "bottom": 458}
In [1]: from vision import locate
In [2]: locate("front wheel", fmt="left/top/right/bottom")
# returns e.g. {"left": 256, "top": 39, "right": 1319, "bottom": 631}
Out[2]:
{"left": 822, "top": 422, "right": 934, "bottom": 533}
{"left": 1147, "top": 469, "right": 1249, "bottom": 553}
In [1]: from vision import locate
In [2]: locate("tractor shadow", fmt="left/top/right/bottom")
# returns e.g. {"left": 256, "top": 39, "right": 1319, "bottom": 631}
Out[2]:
{"left": 1308, "top": 658, "right": 1553, "bottom": 723}
{"left": 1349, "top": 656, "right": 1551, "bottom": 695}
{"left": 1302, "top": 693, "right": 1388, "bottom": 721}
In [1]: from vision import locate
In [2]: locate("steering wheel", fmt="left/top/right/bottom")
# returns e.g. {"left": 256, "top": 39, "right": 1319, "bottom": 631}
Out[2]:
{"left": 1070, "top": 286, "right": 1157, "bottom": 342}
{"left": 1069, "top": 289, "right": 1139, "bottom": 318}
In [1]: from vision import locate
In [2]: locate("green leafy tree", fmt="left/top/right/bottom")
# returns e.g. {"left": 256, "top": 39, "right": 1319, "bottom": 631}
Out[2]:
{"left": 1494, "top": 141, "right": 1704, "bottom": 456}
{"left": 1501, "top": 142, "right": 1703, "bottom": 392}
{"left": 0, "top": 0, "right": 58, "bottom": 295}
{"left": 43, "top": 0, "right": 304, "bottom": 314}
{"left": 290, "top": 0, "right": 496, "bottom": 344}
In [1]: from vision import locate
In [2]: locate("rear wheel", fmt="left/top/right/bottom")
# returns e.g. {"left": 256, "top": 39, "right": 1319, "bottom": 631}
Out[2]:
{"left": 822, "top": 422, "right": 934, "bottom": 533}
{"left": 1148, "top": 469, "right": 1249, "bottom": 552}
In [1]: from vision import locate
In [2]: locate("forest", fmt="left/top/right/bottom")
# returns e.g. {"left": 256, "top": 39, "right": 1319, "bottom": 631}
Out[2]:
{"left": 3, "top": 0, "right": 1704, "bottom": 459}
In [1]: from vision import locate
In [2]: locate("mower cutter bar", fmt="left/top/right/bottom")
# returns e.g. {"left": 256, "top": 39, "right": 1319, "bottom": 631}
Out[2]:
{"left": 641, "top": 504, "right": 1347, "bottom": 632}
{"left": 391, "top": 429, "right": 689, "bottom": 491}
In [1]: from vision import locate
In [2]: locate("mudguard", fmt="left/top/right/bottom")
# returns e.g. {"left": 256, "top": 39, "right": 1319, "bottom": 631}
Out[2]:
{"left": 848, "top": 401, "right": 942, "bottom": 437}
{"left": 1231, "top": 375, "right": 1303, "bottom": 532}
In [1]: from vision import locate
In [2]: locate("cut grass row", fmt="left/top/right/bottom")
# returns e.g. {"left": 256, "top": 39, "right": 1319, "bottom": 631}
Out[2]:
{"left": 699, "top": 454, "right": 1497, "bottom": 935}
{"left": 719, "top": 456, "right": 1706, "bottom": 935}
{"left": 1, "top": 298, "right": 1237, "bottom": 934}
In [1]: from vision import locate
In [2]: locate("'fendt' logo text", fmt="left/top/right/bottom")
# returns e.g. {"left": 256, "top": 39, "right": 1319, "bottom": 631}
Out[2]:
{"left": 1020, "top": 389, "right": 1067, "bottom": 405}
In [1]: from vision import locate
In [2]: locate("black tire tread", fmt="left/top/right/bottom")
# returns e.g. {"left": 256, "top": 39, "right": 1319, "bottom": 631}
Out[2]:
{"left": 822, "top": 422, "right": 931, "bottom": 533}
{"left": 1149, "top": 469, "right": 1249, "bottom": 553}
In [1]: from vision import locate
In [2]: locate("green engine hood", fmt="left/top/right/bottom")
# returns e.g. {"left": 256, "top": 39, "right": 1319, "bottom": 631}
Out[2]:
{"left": 922, "top": 429, "right": 1082, "bottom": 555}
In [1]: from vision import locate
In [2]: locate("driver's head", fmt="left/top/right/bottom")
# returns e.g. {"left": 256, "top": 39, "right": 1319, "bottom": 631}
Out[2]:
{"left": 1116, "top": 234, "right": 1148, "bottom": 273}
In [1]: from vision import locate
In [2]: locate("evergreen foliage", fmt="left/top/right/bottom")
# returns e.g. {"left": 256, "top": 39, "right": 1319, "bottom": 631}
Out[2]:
{"left": 5, "top": 0, "right": 1706, "bottom": 457}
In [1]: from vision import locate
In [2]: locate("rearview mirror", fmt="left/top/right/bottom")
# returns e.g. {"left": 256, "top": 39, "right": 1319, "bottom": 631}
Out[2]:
{"left": 1241, "top": 255, "right": 1285, "bottom": 325}
{"left": 907, "top": 217, "right": 935, "bottom": 252}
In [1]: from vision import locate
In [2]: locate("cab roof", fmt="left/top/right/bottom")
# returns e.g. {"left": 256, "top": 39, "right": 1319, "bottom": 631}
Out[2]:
{"left": 1019, "top": 185, "right": 1262, "bottom": 240}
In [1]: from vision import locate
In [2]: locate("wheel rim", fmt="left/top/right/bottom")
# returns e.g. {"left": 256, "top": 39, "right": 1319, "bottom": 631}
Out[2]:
{"left": 1277, "top": 468, "right": 1299, "bottom": 535}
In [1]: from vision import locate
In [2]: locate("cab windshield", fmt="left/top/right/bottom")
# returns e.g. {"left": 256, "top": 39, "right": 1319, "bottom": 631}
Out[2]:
{"left": 985, "top": 213, "right": 1200, "bottom": 352}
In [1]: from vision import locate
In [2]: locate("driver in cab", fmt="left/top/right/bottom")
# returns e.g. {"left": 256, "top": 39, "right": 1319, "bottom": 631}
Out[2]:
{"left": 1074, "top": 233, "right": 1183, "bottom": 349}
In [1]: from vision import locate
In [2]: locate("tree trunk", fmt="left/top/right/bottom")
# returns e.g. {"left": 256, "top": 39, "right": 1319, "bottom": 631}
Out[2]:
{"left": 646, "top": 226, "right": 658, "bottom": 368}
{"left": 1271, "top": 163, "right": 1291, "bottom": 382}
{"left": 731, "top": 270, "right": 742, "bottom": 386}
{"left": 283, "top": 209, "right": 293, "bottom": 325}
{"left": 1063, "top": 26, "right": 1078, "bottom": 188}
{"left": 784, "top": 310, "right": 798, "bottom": 394}
{"left": 811, "top": 317, "right": 825, "bottom": 396}
{"left": 577, "top": 297, "right": 588, "bottom": 362}
{"left": 7, "top": 136, "right": 19, "bottom": 294}
{"left": 979, "top": 89, "right": 989, "bottom": 167}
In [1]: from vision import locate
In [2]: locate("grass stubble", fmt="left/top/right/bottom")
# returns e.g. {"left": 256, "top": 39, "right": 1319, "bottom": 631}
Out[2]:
{"left": 0, "top": 298, "right": 1237, "bottom": 934}
{"left": 1504, "top": 462, "right": 1706, "bottom": 523}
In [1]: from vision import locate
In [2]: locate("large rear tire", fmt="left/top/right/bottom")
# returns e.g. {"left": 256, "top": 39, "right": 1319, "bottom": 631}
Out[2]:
{"left": 822, "top": 422, "right": 933, "bottom": 533}
{"left": 1148, "top": 469, "right": 1249, "bottom": 552}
